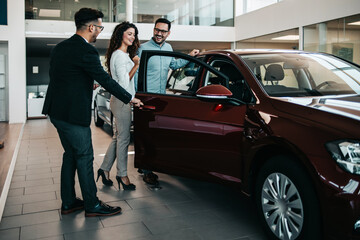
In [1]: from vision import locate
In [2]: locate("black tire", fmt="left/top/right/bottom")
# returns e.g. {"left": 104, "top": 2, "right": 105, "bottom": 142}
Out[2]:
{"left": 94, "top": 104, "right": 104, "bottom": 127}
{"left": 255, "top": 155, "right": 322, "bottom": 240}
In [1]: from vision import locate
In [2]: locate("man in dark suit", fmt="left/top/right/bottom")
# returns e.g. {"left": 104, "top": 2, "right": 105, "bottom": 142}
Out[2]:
{"left": 42, "top": 8, "right": 142, "bottom": 217}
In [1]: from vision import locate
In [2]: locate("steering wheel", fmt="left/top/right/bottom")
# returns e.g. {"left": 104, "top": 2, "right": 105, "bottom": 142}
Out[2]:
{"left": 315, "top": 81, "right": 337, "bottom": 90}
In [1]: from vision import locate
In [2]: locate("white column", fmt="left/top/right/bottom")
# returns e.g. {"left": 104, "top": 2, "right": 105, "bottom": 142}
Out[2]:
{"left": 5, "top": 0, "right": 26, "bottom": 123}
{"left": 318, "top": 23, "right": 327, "bottom": 52}
{"left": 126, "top": 0, "right": 133, "bottom": 22}
{"left": 231, "top": 41, "right": 237, "bottom": 50}
{"left": 298, "top": 26, "right": 304, "bottom": 50}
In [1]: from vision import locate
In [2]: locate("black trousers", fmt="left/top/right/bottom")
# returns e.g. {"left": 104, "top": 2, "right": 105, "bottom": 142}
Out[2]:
{"left": 50, "top": 117, "right": 99, "bottom": 210}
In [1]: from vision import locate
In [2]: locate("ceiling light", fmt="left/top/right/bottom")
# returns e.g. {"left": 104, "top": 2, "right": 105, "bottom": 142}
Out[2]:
{"left": 271, "top": 35, "right": 299, "bottom": 41}
{"left": 46, "top": 44, "right": 57, "bottom": 46}
{"left": 348, "top": 21, "right": 360, "bottom": 25}
{"left": 39, "top": 9, "right": 61, "bottom": 18}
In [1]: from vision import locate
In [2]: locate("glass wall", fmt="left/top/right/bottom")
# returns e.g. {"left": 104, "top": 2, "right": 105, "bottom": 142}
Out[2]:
{"left": 236, "top": 28, "right": 299, "bottom": 50}
{"left": 25, "top": 0, "right": 233, "bottom": 26}
{"left": 113, "top": 0, "right": 127, "bottom": 23}
{"left": 236, "top": 0, "right": 282, "bottom": 16}
{"left": 25, "top": 0, "right": 127, "bottom": 22}
{"left": 304, "top": 14, "right": 360, "bottom": 65}
{"left": 133, "top": 0, "right": 234, "bottom": 26}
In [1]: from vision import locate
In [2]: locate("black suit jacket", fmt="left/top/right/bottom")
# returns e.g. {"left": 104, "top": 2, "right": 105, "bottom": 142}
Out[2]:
{"left": 42, "top": 34, "right": 132, "bottom": 127}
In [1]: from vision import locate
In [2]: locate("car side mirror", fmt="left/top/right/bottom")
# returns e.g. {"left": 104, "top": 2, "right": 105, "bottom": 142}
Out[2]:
{"left": 196, "top": 85, "right": 245, "bottom": 106}
{"left": 196, "top": 84, "right": 232, "bottom": 99}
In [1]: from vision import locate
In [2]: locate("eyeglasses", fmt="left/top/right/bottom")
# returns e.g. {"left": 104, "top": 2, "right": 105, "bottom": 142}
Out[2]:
{"left": 93, "top": 24, "right": 104, "bottom": 32}
{"left": 154, "top": 28, "right": 169, "bottom": 34}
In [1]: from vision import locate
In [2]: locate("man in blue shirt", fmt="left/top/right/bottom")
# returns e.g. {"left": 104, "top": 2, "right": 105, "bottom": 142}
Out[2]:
{"left": 136, "top": 18, "right": 199, "bottom": 184}
{"left": 136, "top": 18, "right": 199, "bottom": 93}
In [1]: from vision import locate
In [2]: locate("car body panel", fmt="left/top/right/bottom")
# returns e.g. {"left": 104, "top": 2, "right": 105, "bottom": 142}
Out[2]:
{"left": 134, "top": 93, "right": 245, "bottom": 182}
{"left": 133, "top": 49, "right": 360, "bottom": 239}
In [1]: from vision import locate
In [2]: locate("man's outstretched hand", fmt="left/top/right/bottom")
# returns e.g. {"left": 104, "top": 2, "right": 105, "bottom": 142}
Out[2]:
{"left": 130, "top": 98, "right": 144, "bottom": 107}
{"left": 189, "top": 49, "right": 200, "bottom": 56}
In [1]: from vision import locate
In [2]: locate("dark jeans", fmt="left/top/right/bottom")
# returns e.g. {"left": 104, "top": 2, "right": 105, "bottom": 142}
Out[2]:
{"left": 50, "top": 117, "right": 99, "bottom": 210}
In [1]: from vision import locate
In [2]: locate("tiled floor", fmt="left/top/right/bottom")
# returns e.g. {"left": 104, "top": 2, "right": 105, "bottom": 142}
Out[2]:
{"left": 0, "top": 119, "right": 267, "bottom": 240}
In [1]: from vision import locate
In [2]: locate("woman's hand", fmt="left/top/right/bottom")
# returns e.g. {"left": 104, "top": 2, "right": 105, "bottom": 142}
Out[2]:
{"left": 132, "top": 55, "right": 140, "bottom": 66}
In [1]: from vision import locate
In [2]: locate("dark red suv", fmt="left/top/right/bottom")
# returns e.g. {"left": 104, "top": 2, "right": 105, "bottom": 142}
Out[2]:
{"left": 133, "top": 49, "right": 360, "bottom": 240}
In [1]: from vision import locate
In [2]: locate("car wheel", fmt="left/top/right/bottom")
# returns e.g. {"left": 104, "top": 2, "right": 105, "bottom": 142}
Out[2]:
{"left": 94, "top": 104, "right": 104, "bottom": 127}
{"left": 255, "top": 155, "right": 321, "bottom": 240}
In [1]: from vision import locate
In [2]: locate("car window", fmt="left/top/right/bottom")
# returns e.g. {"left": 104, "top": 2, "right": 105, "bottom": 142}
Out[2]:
{"left": 203, "top": 61, "right": 228, "bottom": 87}
{"left": 166, "top": 61, "right": 200, "bottom": 95}
{"left": 242, "top": 53, "right": 360, "bottom": 97}
{"left": 258, "top": 64, "right": 299, "bottom": 88}
{"left": 203, "top": 60, "right": 253, "bottom": 102}
{"left": 138, "top": 51, "right": 229, "bottom": 96}
{"left": 143, "top": 55, "right": 201, "bottom": 96}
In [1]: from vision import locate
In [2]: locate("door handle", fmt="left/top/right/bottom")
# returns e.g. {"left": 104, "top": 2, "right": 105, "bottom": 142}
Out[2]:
{"left": 140, "top": 105, "right": 156, "bottom": 111}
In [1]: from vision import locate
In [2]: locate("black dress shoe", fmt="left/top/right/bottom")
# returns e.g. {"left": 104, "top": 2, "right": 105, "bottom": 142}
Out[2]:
{"left": 61, "top": 198, "right": 84, "bottom": 214}
{"left": 138, "top": 169, "right": 159, "bottom": 180}
{"left": 85, "top": 201, "right": 122, "bottom": 217}
{"left": 143, "top": 173, "right": 159, "bottom": 185}
{"left": 148, "top": 172, "right": 159, "bottom": 180}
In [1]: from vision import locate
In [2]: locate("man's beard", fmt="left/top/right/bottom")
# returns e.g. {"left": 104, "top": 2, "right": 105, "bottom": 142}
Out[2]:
{"left": 152, "top": 36, "right": 164, "bottom": 45}
{"left": 90, "top": 33, "right": 97, "bottom": 43}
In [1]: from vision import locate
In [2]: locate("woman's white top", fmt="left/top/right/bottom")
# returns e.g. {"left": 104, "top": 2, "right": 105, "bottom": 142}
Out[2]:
{"left": 110, "top": 50, "right": 135, "bottom": 98}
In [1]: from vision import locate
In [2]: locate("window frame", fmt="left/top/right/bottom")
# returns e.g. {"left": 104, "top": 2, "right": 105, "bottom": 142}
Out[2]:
{"left": 137, "top": 50, "right": 228, "bottom": 94}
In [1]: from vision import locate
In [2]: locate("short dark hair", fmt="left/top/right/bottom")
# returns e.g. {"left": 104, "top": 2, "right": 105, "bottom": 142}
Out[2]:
{"left": 74, "top": 8, "right": 104, "bottom": 30}
{"left": 155, "top": 18, "right": 171, "bottom": 31}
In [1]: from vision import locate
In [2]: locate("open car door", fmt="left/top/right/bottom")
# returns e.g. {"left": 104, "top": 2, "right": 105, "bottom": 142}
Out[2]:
{"left": 134, "top": 50, "right": 248, "bottom": 183}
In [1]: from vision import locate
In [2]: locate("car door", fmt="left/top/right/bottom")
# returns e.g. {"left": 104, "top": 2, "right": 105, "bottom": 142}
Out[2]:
{"left": 134, "top": 50, "right": 249, "bottom": 183}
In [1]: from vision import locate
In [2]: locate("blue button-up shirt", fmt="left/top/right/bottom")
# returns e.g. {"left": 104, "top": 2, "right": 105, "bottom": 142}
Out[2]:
{"left": 135, "top": 38, "right": 188, "bottom": 94}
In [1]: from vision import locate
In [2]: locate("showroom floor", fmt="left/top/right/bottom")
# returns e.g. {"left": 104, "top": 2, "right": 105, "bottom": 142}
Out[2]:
{"left": 0, "top": 119, "right": 267, "bottom": 240}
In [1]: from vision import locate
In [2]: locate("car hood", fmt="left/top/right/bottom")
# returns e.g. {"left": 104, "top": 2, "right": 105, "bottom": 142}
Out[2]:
{"left": 278, "top": 95, "right": 360, "bottom": 121}
{"left": 269, "top": 95, "right": 360, "bottom": 136}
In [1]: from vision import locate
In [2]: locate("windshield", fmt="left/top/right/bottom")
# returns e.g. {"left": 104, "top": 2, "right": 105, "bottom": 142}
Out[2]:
{"left": 241, "top": 53, "right": 360, "bottom": 97}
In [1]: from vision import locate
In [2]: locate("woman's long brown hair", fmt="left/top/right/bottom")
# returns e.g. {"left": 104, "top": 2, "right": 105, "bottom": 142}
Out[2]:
{"left": 105, "top": 21, "right": 140, "bottom": 74}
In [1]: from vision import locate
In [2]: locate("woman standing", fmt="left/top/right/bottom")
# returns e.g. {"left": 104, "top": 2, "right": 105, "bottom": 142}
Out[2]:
{"left": 97, "top": 22, "right": 140, "bottom": 190}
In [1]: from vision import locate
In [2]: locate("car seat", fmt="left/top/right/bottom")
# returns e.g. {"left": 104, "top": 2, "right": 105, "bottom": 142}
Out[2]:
{"left": 263, "top": 64, "right": 288, "bottom": 93}
{"left": 219, "top": 64, "right": 244, "bottom": 100}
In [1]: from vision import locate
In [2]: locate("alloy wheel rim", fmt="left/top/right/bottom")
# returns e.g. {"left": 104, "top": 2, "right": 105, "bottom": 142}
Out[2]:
{"left": 261, "top": 173, "right": 304, "bottom": 240}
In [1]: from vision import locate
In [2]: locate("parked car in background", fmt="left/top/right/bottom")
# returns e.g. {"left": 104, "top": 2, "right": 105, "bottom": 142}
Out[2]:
{"left": 133, "top": 49, "right": 360, "bottom": 240}
{"left": 93, "top": 86, "right": 134, "bottom": 134}
{"left": 93, "top": 87, "right": 112, "bottom": 128}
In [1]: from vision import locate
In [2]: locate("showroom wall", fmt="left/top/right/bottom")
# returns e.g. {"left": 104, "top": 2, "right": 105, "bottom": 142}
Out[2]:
{"left": 26, "top": 57, "right": 50, "bottom": 86}
{"left": 0, "top": 0, "right": 26, "bottom": 123}
{"left": 235, "top": 0, "right": 360, "bottom": 42}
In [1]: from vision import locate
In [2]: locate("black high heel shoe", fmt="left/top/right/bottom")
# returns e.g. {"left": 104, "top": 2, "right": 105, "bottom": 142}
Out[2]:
{"left": 116, "top": 176, "right": 136, "bottom": 190}
{"left": 97, "top": 169, "right": 113, "bottom": 186}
